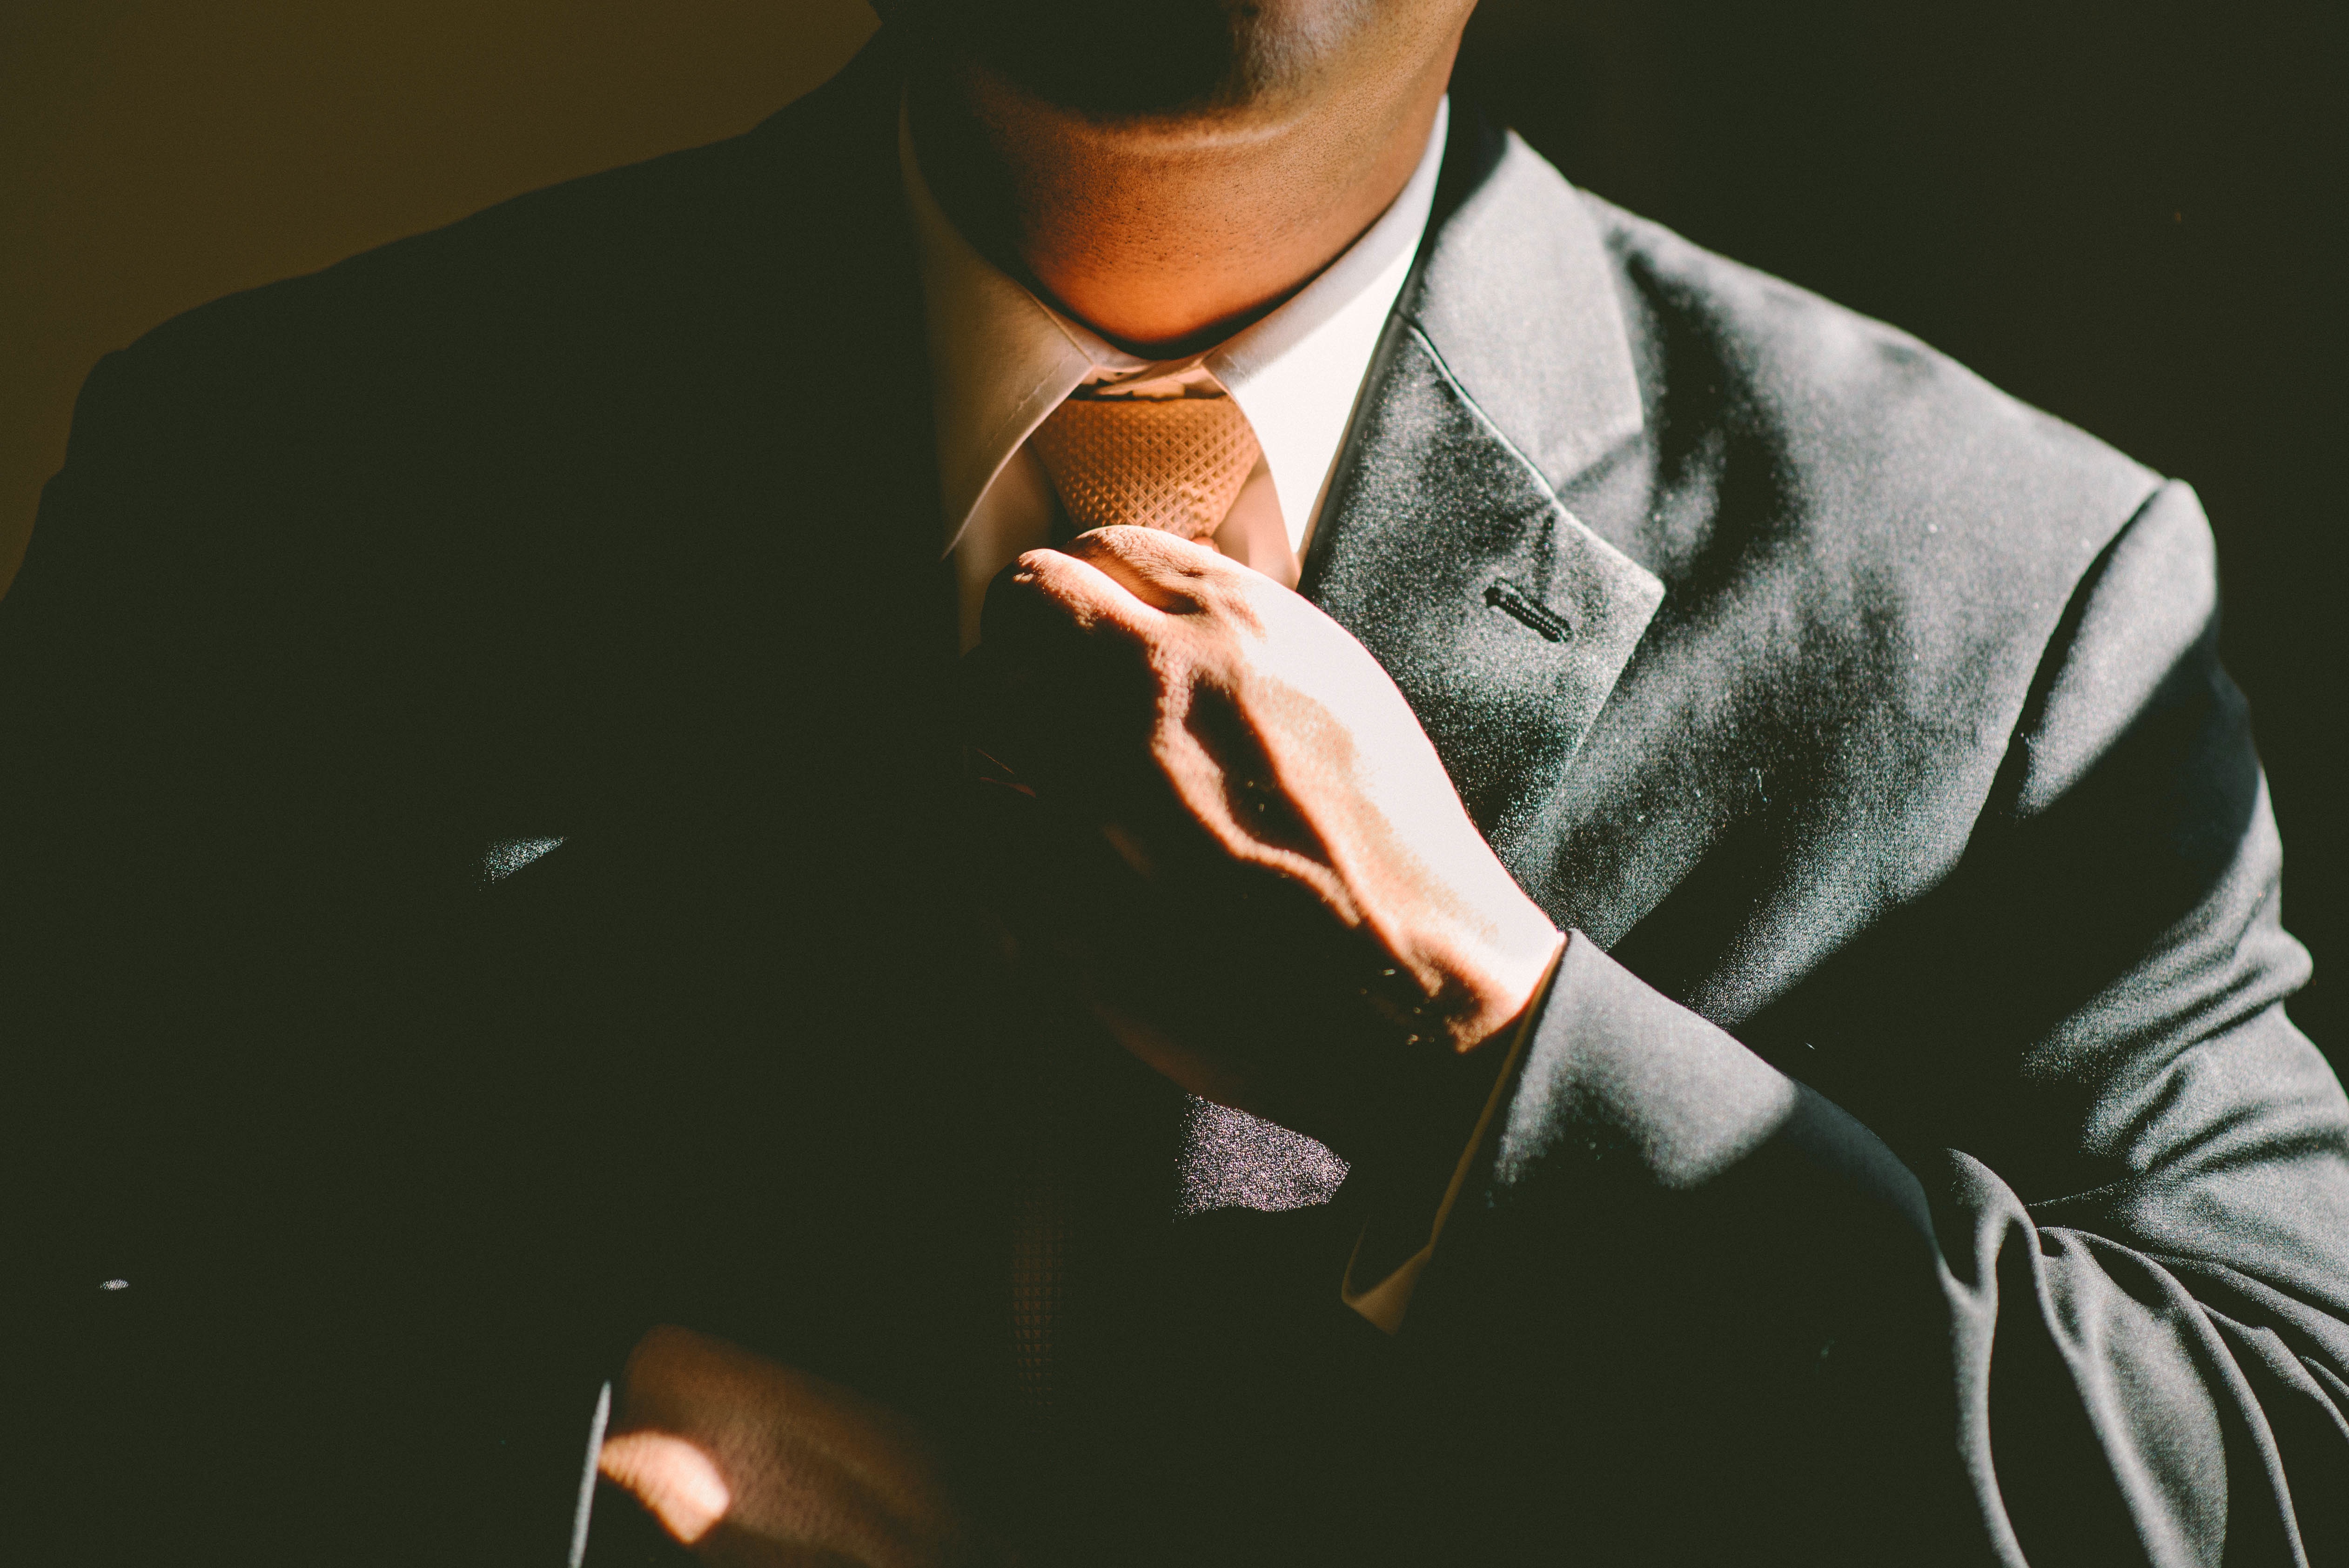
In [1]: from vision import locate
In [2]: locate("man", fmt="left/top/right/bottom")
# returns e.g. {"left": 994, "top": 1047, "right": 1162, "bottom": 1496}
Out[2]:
{"left": 5, "top": 2, "right": 2344, "bottom": 1564}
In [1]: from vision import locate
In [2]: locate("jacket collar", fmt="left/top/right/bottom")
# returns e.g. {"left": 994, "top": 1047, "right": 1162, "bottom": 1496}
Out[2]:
{"left": 1403, "top": 110, "right": 1647, "bottom": 495}
{"left": 1302, "top": 108, "right": 1662, "bottom": 866}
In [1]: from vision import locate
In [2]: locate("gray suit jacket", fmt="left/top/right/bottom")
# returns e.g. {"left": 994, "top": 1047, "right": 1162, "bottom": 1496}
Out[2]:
{"left": 5, "top": 34, "right": 2344, "bottom": 1567}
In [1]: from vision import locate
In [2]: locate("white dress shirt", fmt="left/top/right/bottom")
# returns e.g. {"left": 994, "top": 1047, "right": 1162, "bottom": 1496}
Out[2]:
{"left": 900, "top": 96, "right": 1451, "bottom": 651}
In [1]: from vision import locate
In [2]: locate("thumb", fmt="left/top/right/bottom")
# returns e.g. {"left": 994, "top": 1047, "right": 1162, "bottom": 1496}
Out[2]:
{"left": 597, "top": 1427, "right": 734, "bottom": 1549}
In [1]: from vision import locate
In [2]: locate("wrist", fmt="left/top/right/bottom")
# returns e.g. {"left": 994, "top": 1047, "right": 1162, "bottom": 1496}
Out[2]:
{"left": 1349, "top": 929, "right": 1560, "bottom": 1174}
{"left": 1340, "top": 936, "right": 1564, "bottom": 1312}
{"left": 1426, "top": 900, "right": 1564, "bottom": 1056}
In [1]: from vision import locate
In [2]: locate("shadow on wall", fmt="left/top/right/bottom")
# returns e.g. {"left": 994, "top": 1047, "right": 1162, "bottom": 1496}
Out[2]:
{"left": 0, "top": 0, "right": 879, "bottom": 590}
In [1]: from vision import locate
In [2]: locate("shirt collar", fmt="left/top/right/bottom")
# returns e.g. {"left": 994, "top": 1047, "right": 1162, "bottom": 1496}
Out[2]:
{"left": 902, "top": 94, "right": 1450, "bottom": 558}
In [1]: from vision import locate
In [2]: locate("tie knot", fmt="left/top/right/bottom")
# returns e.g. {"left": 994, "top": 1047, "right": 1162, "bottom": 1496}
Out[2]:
{"left": 1028, "top": 393, "right": 1263, "bottom": 543}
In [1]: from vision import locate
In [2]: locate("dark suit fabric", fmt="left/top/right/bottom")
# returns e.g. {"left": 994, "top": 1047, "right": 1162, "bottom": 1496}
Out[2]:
{"left": 5, "top": 36, "right": 2344, "bottom": 1567}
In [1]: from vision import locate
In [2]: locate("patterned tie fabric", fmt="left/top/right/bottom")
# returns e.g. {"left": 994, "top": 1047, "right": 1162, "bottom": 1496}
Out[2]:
{"left": 1004, "top": 389, "right": 1329, "bottom": 1418}
{"left": 1028, "top": 392, "right": 1262, "bottom": 543}
{"left": 1006, "top": 1099, "right": 1347, "bottom": 1413}
{"left": 1008, "top": 1159, "right": 1072, "bottom": 1412}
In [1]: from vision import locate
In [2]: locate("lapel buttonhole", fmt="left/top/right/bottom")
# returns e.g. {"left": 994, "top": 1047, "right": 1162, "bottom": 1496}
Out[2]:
{"left": 1484, "top": 576, "right": 1575, "bottom": 643}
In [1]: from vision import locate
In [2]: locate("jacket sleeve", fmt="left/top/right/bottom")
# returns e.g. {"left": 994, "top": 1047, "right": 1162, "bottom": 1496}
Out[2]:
{"left": 0, "top": 347, "right": 201, "bottom": 1284}
{"left": 1408, "top": 481, "right": 2349, "bottom": 1566}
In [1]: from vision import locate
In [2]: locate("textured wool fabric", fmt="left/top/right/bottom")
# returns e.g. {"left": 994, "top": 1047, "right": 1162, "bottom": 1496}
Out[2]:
{"left": 3, "top": 31, "right": 2344, "bottom": 1568}
{"left": 1173, "top": 1098, "right": 1351, "bottom": 1218}
{"left": 1027, "top": 392, "right": 1263, "bottom": 543}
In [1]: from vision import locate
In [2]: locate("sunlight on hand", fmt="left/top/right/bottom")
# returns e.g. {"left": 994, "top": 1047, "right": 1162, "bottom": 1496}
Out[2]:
{"left": 598, "top": 1429, "right": 733, "bottom": 1545}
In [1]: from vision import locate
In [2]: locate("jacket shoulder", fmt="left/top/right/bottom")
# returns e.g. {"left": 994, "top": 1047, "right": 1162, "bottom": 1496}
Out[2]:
{"left": 1584, "top": 191, "right": 2164, "bottom": 579}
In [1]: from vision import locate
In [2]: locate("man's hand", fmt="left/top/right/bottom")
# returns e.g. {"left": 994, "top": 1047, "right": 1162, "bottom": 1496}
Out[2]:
{"left": 596, "top": 1327, "right": 1000, "bottom": 1568}
{"left": 965, "top": 526, "right": 1562, "bottom": 1162}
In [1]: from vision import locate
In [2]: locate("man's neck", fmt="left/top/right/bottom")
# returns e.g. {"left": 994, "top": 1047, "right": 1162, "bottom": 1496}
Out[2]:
{"left": 904, "top": 37, "right": 1458, "bottom": 360}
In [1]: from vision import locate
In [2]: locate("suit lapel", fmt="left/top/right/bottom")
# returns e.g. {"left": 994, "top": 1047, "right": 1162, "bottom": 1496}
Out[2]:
{"left": 1302, "top": 116, "right": 1662, "bottom": 872}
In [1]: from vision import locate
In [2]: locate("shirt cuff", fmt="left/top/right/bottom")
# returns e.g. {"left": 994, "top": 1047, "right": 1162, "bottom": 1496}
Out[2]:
{"left": 1339, "top": 933, "right": 1567, "bottom": 1333}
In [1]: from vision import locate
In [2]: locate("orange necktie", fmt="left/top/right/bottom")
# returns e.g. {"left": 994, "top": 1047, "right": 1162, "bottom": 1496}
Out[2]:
{"left": 1005, "top": 392, "right": 1271, "bottom": 1414}
{"left": 1028, "top": 391, "right": 1263, "bottom": 543}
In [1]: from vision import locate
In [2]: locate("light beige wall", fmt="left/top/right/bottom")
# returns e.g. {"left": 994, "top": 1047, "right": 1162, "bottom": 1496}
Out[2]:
{"left": 0, "top": 0, "right": 878, "bottom": 591}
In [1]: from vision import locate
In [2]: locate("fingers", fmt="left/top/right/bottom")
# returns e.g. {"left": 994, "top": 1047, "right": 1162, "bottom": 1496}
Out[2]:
{"left": 972, "top": 527, "right": 1271, "bottom": 809}
{"left": 599, "top": 1326, "right": 984, "bottom": 1568}
{"left": 1054, "top": 525, "right": 1237, "bottom": 614}
{"left": 1002, "top": 538, "right": 1165, "bottom": 639}
{"left": 597, "top": 1430, "right": 732, "bottom": 1547}
{"left": 983, "top": 527, "right": 1276, "bottom": 664}
{"left": 1008, "top": 525, "right": 1256, "bottom": 622}
{"left": 596, "top": 1327, "right": 744, "bottom": 1547}
{"left": 978, "top": 539, "right": 1158, "bottom": 667}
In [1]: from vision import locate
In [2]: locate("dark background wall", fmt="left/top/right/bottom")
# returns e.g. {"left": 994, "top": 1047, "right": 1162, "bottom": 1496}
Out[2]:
{"left": 0, "top": 0, "right": 878, "bottom": 590}
{"left": 6, "top": 0, "right": 2342, "bottom": 1060}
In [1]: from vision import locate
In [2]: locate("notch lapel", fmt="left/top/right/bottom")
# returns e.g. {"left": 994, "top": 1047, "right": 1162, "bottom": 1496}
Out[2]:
{"left": 1302, "top": 122, "right": 1662, "bottom": 870}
